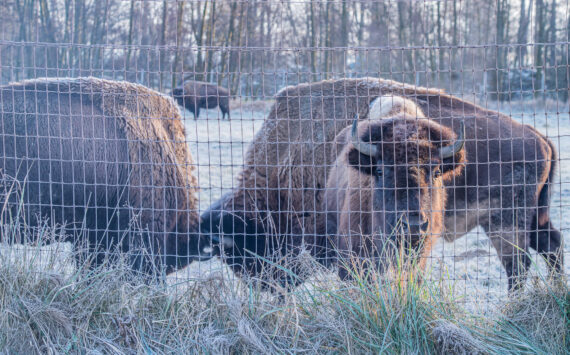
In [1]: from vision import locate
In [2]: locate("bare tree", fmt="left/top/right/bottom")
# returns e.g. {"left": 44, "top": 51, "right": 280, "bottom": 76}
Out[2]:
{"left": 125, "top": 0, "right": 135, "bottom": 73}
{"left": 535, "top": 0, "right": 547, "bottom": 97}
{"left": 172, "top": 1, "right": 185, "bottom": 89}
{"left": 205, "top": 0, "right": 217, "bottom": 83}
{"left": 310, "top": 1, "right": 317, "bottom": 81}
{"left": 515, "top": 0, "right": 531, "bottom": 67}
{"left": 0, "top": 0, "right": 567, "bottom": 102}
{"left": 219, "top": 2, "right": 237, "bottom": 87}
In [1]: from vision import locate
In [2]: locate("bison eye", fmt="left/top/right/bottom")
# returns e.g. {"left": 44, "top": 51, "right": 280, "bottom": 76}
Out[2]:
{"left": 432, "top": 166, "right": 442, "bottom": 180}
{"left": 375, "top": 167, "right": 383, "bottom": 178}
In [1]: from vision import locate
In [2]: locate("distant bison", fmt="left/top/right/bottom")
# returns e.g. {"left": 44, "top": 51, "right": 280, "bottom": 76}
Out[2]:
{"left": 203, "top": 78, "right": 562, "bottom": 292}
{"left": 0, "top": 77, "right": 210, "bottom": 276}
{"left": 172, "top": 81, "right": 230, "bottom": 120}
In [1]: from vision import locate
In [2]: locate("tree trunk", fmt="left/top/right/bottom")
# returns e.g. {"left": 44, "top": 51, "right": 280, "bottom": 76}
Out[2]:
{"left": 490, "top": 0, "right": 509, "bottom": 101}
{"left": 219, "top": 2, "right": 237, "bottom": 87}
{"left": 451, "top": 0, "right": 458, "bottom": 72}
{"left": 535, "top": 0, "right": 546, "bottom": 98}
{"left": 195, "top": 1, "right": 209, "bottom": 82}
{"left": 398, "top": 1, "right": 414, "bottom": 80}
{"left": 171, "top": 1, "right": 185, "bottom": 89}
{"left": 38, "top": 0, "right": 57, "bottom": 72}
{"left": 310, "top": 1, "right": 317, "bottom": 81}
{"left": 125, "top": 0, "right": 135, "bottom": 73}
{"left": 549, "top": 0, "right": 557, "bottom": 67}
{"left": 205, "top": 1, "right": 216, "bottom": 83}
{"left": 341, "top": 0, "right": 348, "bottom": 74}
{"left": 323, "top": 0, "right": 331, "bottom": 79}
{"left": 231, "top": 2, "right": 246, "bottom": 95}
{"left": 159, "top": 1, "right": 168, "bottom": 90}
{"left": 515, "top": 0, "right": 530, "bottom": 67}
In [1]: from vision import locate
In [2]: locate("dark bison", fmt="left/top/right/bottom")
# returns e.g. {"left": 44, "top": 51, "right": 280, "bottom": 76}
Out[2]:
{"left": 203, "top": 78, "right": 562, "bottom": 291}
{"left": 0, "top": 77, "right": 210, "bottom": 276}
{"left": 172, "top": 81, "right": 230, "bottom": 120}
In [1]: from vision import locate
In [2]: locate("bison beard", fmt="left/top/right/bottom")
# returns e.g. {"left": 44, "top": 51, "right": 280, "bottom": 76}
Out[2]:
{"left": 0, "top": 77, "right": 209, "bottom": 278}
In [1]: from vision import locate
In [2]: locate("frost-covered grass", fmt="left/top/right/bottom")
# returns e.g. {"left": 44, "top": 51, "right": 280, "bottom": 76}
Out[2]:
{"left": 0, "top": 225, "right": 567, "bottom": 354}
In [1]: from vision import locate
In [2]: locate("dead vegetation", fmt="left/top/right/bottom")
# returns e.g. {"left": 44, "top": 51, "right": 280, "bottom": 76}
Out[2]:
{"left": 0, "top": 221, "right": 567, "bottom": 354}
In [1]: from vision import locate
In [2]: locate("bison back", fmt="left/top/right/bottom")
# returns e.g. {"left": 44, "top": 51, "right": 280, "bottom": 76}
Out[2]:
{"left": 0, "top": 80, "right": 131, "bottom": 247}
{"left": 0, "top": 78, "right": 200, "bottom": 272}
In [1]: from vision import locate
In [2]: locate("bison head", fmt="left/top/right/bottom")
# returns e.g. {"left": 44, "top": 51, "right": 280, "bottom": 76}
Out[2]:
{"left": 346, "top": 114, "right": 465, "bottom": 255}
{"left": 170, "top": 87, "right": 185, "bottom": 104}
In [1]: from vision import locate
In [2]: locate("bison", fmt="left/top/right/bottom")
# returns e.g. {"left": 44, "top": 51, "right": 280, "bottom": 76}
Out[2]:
{"left": 202, "top": 78, "right": 562, "bottom": 291}
{"left": 0, "top": 77, "right": 211, "bottom": 277}
{"left": 172, "top": 81, "right": 230, "bottom": 120}
{"left": 325, "top": 98, "right": 466, "bottom": 282}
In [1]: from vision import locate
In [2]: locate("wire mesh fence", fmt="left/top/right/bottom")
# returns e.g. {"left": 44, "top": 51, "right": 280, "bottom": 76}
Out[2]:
{"left": 0, "top": 0, "right": 568, "bottom": 309}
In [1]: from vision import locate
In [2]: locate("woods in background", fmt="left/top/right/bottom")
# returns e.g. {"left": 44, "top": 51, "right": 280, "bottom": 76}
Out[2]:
{"left": 0, "top": 0, "right": 568, "bottom": 101}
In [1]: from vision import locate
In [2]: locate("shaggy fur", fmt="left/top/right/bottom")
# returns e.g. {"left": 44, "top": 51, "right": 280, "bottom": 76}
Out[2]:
{"left": 368, "top": 95, "right": 424, "bottom": 119}
{"left": 172, "top": 81, "right": 230, "bottom": 119}
{"left": 0, "top": 77, "right": 204, "bottom": 276}
{"left": 203, "top": 77, "right": 561, "bottom": 291}
{"left": 326, "top": 110, "right": 466, "bottom": 280}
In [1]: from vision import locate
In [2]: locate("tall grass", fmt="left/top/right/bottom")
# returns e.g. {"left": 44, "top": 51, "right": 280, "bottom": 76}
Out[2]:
{"left": 0, "top": 221, "right": 567, "bottom": 355}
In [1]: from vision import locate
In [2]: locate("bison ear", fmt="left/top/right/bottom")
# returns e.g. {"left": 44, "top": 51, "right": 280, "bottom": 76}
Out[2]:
{"left": 347, "top": 147, "right": 377, "bottom": 175}
{"left": 440, "top": 149, "right": 466, "bottom": 181}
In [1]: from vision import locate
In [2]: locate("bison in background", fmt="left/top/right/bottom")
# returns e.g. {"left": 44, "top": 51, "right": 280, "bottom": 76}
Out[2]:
{"left": 0, "top": 77, "right": 210, "bottom": 277}
{"left": 202, "top": 77, "right": 562, "bottom": 292}
{"left": 172, "top": 81, "right": 230, "bottom": 120}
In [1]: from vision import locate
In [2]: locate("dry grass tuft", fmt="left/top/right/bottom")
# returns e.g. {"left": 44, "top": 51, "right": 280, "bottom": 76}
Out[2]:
{"left": 432, "top": 319, "right": 486, "bottom": 355}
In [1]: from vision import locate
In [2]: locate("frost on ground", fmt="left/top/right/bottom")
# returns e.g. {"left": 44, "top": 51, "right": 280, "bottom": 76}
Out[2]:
{"left": 179, "top": 101, "right": 570, "bottom": 309}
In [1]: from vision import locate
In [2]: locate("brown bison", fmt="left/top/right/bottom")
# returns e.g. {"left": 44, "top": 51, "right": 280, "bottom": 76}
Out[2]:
{"left": 326, "top": 98, "right": 466, "bottom": 282}
{"left": 202, "top": 78, "right": 562, "bottom": 291}
{"left": 0, "top": 77, "right": 210, "bottom": 277}
{"left": 172, "top": 81, "right": 230, "bottom": 120}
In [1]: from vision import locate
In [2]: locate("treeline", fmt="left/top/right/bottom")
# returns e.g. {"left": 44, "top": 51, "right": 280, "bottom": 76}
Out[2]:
{"left": 0, "top": 0, "right": 568, "bottom": 101}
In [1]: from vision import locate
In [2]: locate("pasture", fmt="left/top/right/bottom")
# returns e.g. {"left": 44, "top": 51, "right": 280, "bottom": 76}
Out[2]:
{"left": 1, "top": 0, "right": 569, "bottom": 350}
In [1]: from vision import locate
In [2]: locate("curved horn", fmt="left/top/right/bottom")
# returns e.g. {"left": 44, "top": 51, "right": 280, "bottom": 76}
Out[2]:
{"left": 351, "top": 114, "right": 378, "bottom": 157}
{"left": 439, "top": 121, "right": 465, "bottom": 159}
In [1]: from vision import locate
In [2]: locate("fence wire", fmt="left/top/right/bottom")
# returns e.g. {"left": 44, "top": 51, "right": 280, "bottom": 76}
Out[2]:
{"left": 0, "top": 0, "right": 568, "bottom": 307}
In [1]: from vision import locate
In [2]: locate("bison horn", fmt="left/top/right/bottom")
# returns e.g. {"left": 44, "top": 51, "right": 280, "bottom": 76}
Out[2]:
{"left": 439, "top": 121, "right": 465, "bottom": 159}
{"left": 351, "top": 114, "right": 378, "bottom": 157}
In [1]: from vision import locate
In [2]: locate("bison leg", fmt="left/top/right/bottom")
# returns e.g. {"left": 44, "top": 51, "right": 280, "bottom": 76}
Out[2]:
{"left": 222, "top": 108, "right": 230, "bottom": 120}
{"left": 485, "top": 224, "right": 531, "bottom": 293}
{"left": 529, "top": 219, "right": 564, "bottom": 274}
